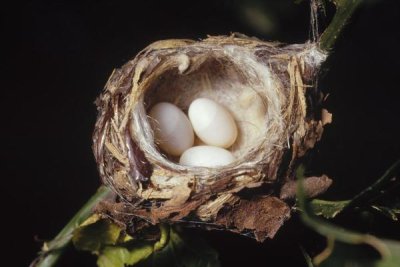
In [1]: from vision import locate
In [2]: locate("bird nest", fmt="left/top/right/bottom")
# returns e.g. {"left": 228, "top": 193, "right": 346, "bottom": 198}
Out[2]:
{"left": 92, "top": 34, "right": 332, "bottom": 241}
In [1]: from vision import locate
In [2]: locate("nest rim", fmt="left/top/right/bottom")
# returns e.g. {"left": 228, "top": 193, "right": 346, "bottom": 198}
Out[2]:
{"left": 128, "top": 40, "right": 295, "bottom": 180}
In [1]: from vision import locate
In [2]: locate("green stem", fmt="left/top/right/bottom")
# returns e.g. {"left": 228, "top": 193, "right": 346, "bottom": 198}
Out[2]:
{"left": 153, "top": 224, "right": 170, "bottom": 251}
{"left": 296, "top": 167, "right": 393, "bottom": 260}
{"left": 319, "top": 0, "right": 363, "bottom": 52}
{"left": 31, "top": 186, "right": 111, "bottom": 267}
{"left": 345, "top": 159, "right": 400, "bottom": 210}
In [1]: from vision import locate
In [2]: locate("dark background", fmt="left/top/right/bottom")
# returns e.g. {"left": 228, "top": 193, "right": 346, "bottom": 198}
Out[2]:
{"left": 3, "top": 0, "right": 400, "bottom": 266}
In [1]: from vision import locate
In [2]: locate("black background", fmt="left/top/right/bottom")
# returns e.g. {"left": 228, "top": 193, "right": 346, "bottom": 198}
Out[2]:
{"left": 3, "top": 0, "right": 400, "bottom": 266}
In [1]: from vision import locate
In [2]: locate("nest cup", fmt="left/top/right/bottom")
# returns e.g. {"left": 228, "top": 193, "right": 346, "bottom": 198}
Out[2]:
{"left": 93, "top": 35, "right": 331, "bottom": 241}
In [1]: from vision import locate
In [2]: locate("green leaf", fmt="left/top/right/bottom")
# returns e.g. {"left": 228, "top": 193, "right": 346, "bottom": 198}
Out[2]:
{"left": 153, "top": 224, "right": 170, "bottom": 251}
{"left": 318, "top": 240, "right": 378, "bottom": 267}
{"left": 73, "top": 221, "right": 219, "bottom": 267}
{"left": 73, "top": 216, "right": 153, "bottom": 267}
{"left": 96, "top": 224, "right": 170, "bottom": 267}
{"left": 316, "top": 238, "right": 400, "bottom": 267}
{"left": 138, "top": 227, "right": 220, "bottom": 267}
{"left": 296, "top": 167, "right": 400, "bottom": 267}
{"left": 310, "top": 199, "right": 351, "bottom": 219}
{"left": 304, "top": 159, "right": 400, "bottom": 220}
{"left": 97, "top": 243, "right": 154, "bottom": 267}
{"left": 175, "top": 229, "right": 220, "bottom": 267}
{"left": 72, "top": 215, "right": 122, "bottom": 253}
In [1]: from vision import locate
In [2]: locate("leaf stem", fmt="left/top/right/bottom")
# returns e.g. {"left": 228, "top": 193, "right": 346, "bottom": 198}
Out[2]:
{"left": 31, "top": 186, "right": 112, "bottom": 267}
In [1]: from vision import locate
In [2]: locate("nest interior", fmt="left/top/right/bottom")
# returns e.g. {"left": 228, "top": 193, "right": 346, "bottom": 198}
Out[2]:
{"left": 140, "top": 46, "right": 283, "bottom": 168}
{"left": 93, "top": 35, "right": 332, "bottom": 241}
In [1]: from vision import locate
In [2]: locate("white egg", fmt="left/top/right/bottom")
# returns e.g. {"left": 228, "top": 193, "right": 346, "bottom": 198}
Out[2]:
{"left": 148, "top": 102, "right": 194, "bottom": 156}
{"left": 179, "top": 146, "right": 235, "bottom": 167}
{"left": 188, "top": 98, "right": 238, "bottom": 148}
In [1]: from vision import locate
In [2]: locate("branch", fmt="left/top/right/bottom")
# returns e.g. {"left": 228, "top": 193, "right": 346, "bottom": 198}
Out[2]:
{"left": 31, "top": 186, "right": 112, "bottom": 267}
{"left": 319, "top": 0, "right": 362, "bottom": 52}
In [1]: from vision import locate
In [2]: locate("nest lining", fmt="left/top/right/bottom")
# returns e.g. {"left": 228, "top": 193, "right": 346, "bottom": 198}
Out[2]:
{"left": 93, "top": 35, "right": 331, "bottom": 241}
{"left": 134, "top": 45, "right": 284, "bottom": 175}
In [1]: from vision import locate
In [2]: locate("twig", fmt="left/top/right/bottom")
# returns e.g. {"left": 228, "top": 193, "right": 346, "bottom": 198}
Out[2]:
{"left": 319, "top": 0, "right": 362, "bottom": 52}
{"left": 31, "top": 186, "right": 111, "bottom": 267}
